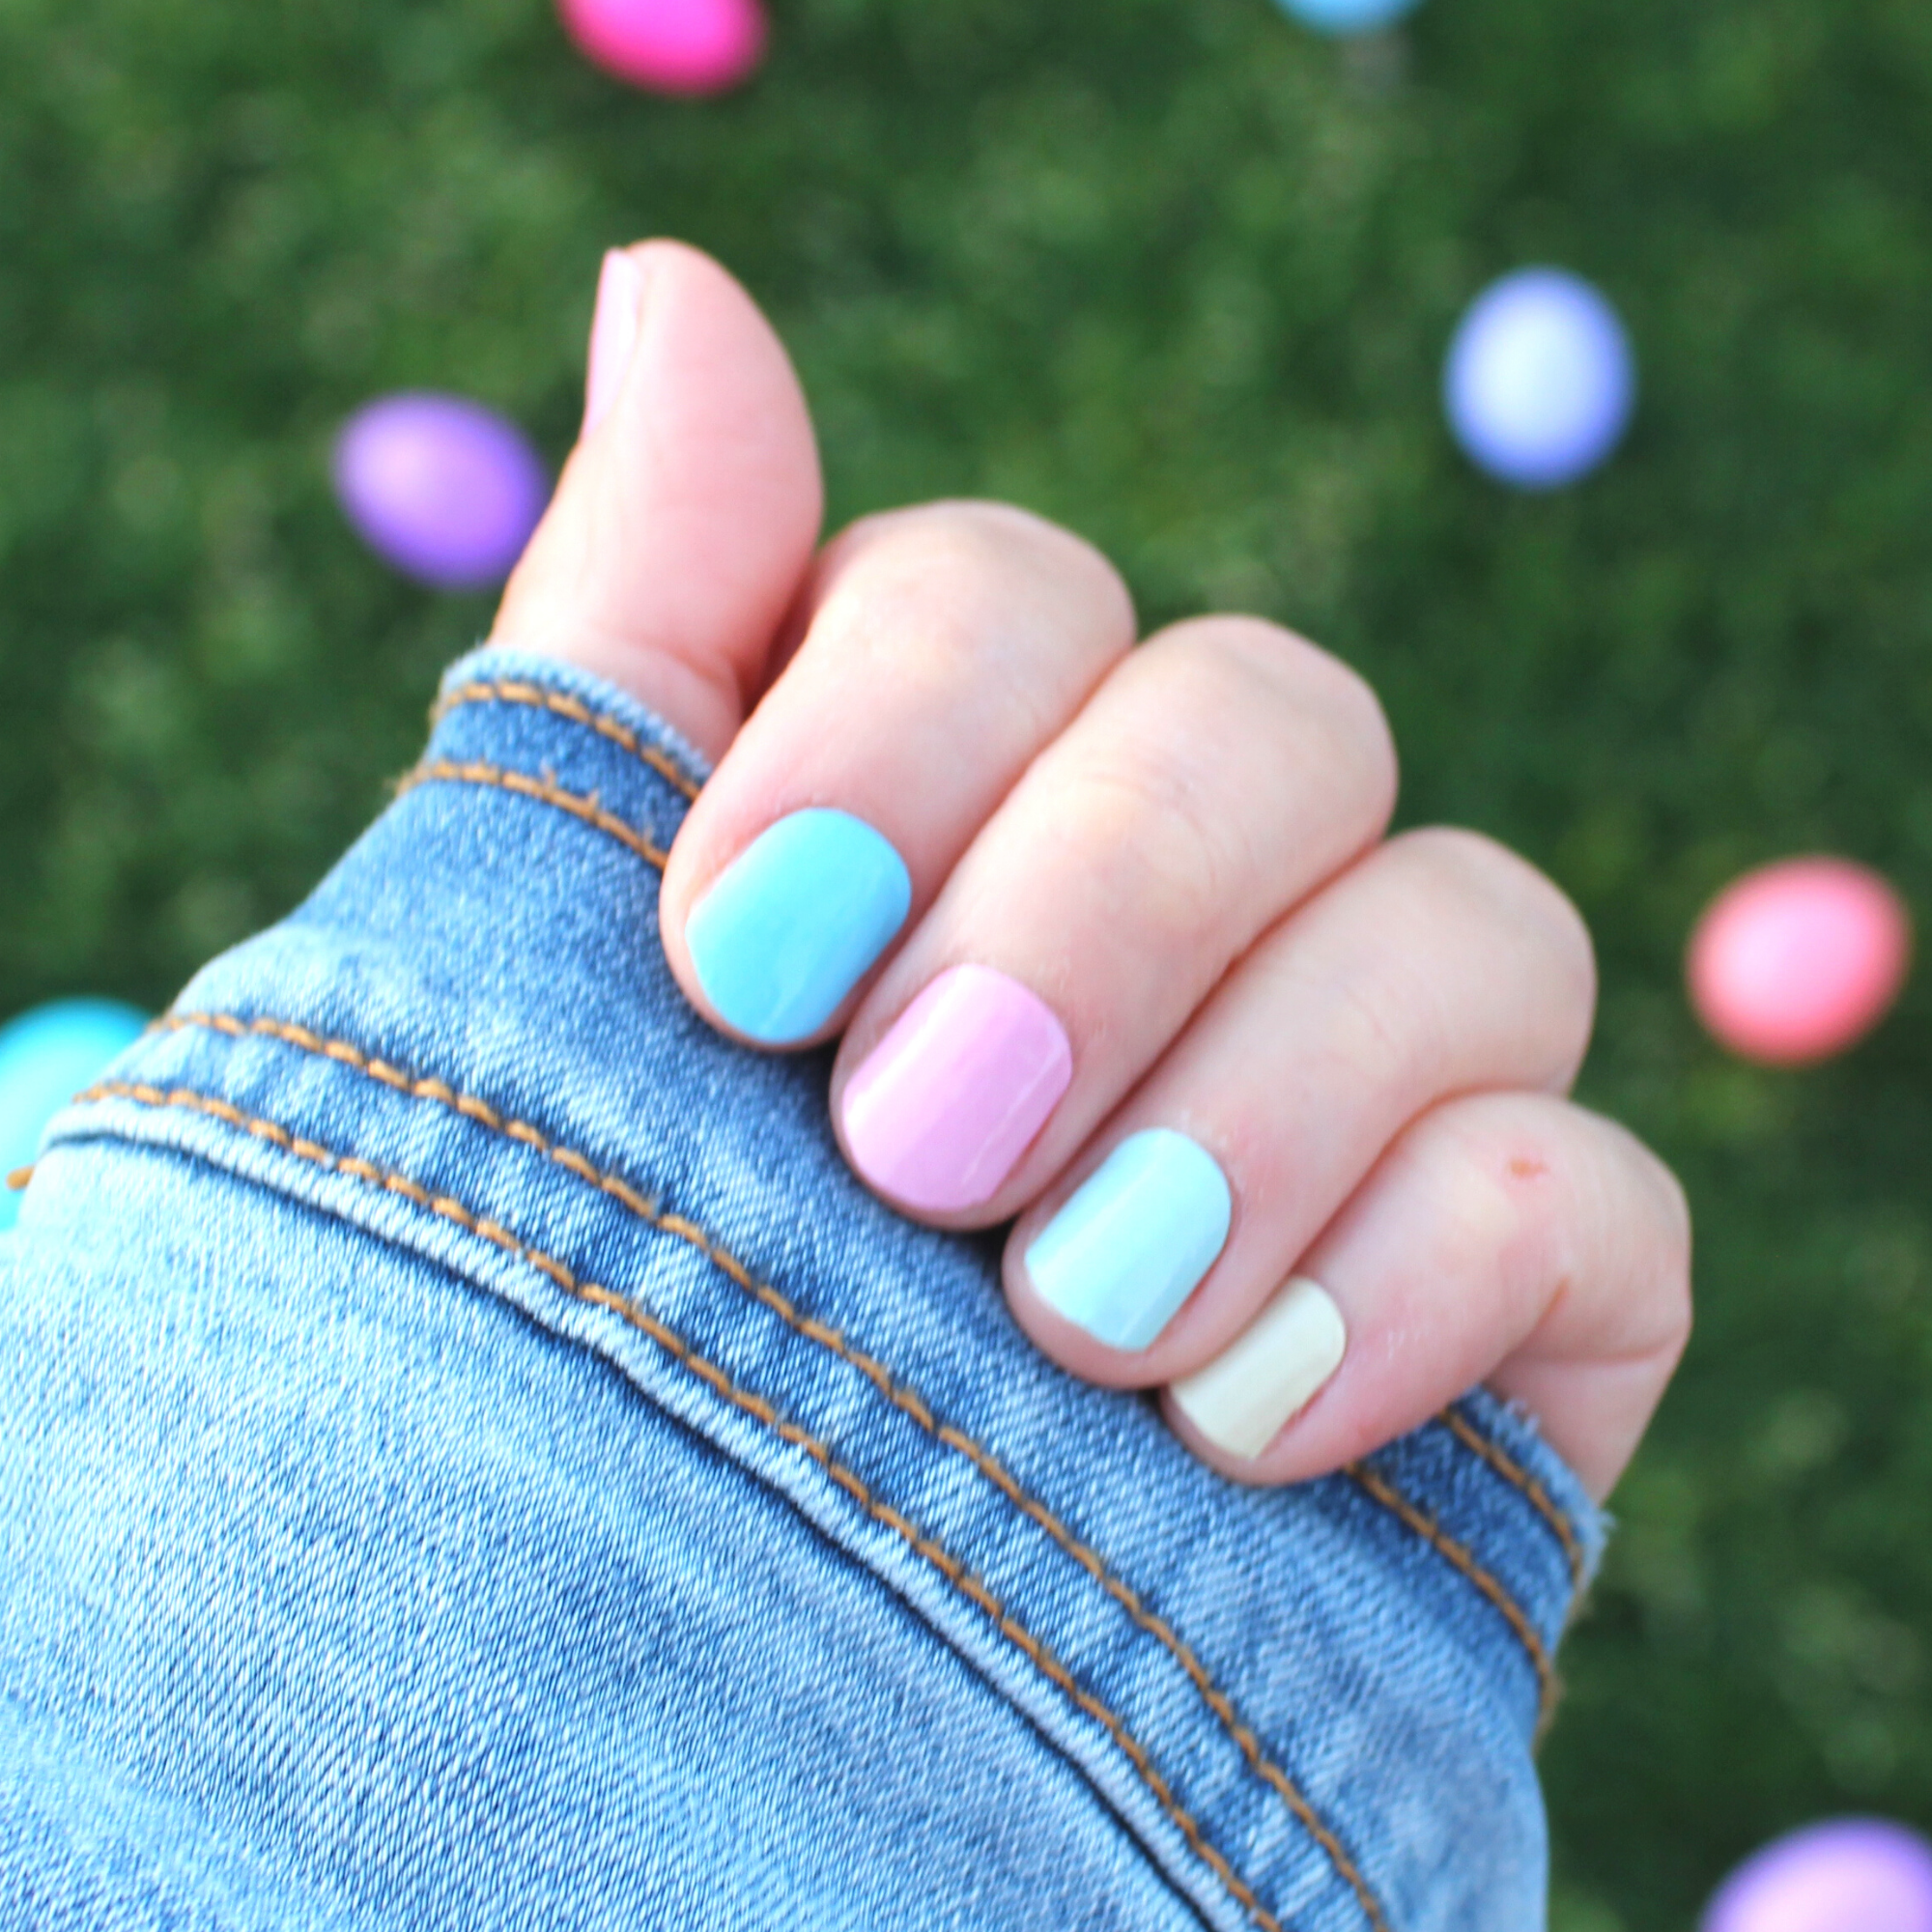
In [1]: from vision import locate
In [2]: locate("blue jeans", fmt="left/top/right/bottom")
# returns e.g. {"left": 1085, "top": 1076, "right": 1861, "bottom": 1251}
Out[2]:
{"left": 1, "top": 646, "right": 1605, "bottom": 1931}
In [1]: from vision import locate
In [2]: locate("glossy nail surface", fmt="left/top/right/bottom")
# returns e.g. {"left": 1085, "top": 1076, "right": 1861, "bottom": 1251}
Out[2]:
{"left": 1025, "top": 1129, "right": 1232, "bottom": 1351}
{"left": 840, "top": 964, "right": 1071, "bottom": 1213}
{"left": 686, "top": 809, "right": 911, "bottom": 1045}
{"left": 583, "top": 248, "right": 647, "bottom": 437}
{"left": 1169, "top": 1276, "right": 1347, "bottom": 1460}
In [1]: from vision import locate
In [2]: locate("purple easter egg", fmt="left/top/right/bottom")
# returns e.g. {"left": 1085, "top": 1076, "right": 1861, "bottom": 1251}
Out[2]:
{"left": 1703, "top": 1820, "right": 1932, "bottom": 1932}
{"left": 333, "top": 393, "right": 549, "bottom": 591}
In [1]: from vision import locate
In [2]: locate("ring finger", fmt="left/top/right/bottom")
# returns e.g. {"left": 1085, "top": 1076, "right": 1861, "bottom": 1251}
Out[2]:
{"left": 1003, "top": 826, "right": 1597, "bottom": 1384}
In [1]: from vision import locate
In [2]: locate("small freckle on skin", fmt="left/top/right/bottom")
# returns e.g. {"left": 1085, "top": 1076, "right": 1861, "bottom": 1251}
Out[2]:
{"left": 1508, "top": 1155, "right": 1549, "bottom": 1181}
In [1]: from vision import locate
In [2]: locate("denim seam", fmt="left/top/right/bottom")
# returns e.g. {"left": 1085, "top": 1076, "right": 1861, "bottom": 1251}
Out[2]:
{"left": 385, "top": 740, "right": 1586, "bottom": 1663}
{"left": 393, "top": 759, "right": 671, "bottom": 868}
{"left": 427, "top": 674, "right": 1594, "bottom": 1601}
{"left": 67, "top": 1074, "right": 1334, "bottom": 1932}
{"left": 404, "top": 707, "right": 1584, "bottom": 1600}
{"left": 433, "top": 677, "right": 706, "bottom": 801}
{"left": 1346, "top": 1461, "right": 1555, "bottom": 1723}
{"left": 148, "top": 1009, "right": 1390, "bottom": 1929}
{"left": 1439, "top": 1405, "right": 1586, "bottom": 1592}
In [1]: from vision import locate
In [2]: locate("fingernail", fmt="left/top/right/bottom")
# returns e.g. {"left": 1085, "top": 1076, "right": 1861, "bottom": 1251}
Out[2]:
{"left": 1025, "top": 1129, "right": 1232, "bottom": 1352}
{"left": 839, "top": 963, "right": 1072, "bottom": 1213}
{"left": 1169, "top": 1276, "right": 1348, "bottom": 1461}
{"left": 583, "top": 248, "right": 648, "bottom": 438}
{"left": 686, "top": 809, "right": 912, "bottom": 1045}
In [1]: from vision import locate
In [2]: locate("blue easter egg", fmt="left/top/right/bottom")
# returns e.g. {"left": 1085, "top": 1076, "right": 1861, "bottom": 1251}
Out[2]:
{"left": 1444, "top": 268, "right": 1636, "bottom": 489}
{"left": 0, "top": 999, "right": 149, "bottom": 1231}
{"left": 1275, "top": 0, "right": 1422, "bottom": 35}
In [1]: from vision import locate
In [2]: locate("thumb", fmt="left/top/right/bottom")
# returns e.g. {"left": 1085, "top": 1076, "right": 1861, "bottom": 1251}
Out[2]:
{"left": 490, "top": 241, "right": 825, "bottom": 764}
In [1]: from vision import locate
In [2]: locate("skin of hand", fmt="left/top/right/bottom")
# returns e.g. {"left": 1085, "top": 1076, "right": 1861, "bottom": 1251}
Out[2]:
{"left": 492, "top": 240, "right": 1692, "bottom": 1504}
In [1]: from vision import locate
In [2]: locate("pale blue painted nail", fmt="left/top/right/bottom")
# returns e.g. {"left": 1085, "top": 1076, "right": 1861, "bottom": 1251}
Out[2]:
{"left": 1024, "top": 1128, "right": 1233, "bottom": 1352}
{"left": 686, "top": 809, "right": 912, "bottom": 1045}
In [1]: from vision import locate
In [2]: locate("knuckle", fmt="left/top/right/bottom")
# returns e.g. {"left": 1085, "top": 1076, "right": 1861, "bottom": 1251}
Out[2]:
{"left": 1160, "top": 617, "right": 1400, "bottom": 823}
{"left": 1316, "top": 967, "right": 1422, "bottom": 1098}
{"left": 1514, "top": 1098, "right": 1695, "bottom": 1352}
{"left": 1062, "top": 731, "right": 1236, "bottom": 947}
{"left": 1404, "top": 1093, "right": 1694, "bottom": 1363}
{"left": 947, "top": 498, "right": 1130, "bottom": 595}
{"left": 1395, "top": 826, "right": 1598, "bottom": 1038}
{"left": 1409, "top": 1097, "right": 1557, "bottom": 1281}
{"left": 1625, "top": 1130, "right": 1694, "bottom": 1350}
{"left": 1579, "top": 1112, "right": 1695, "bottom": 1366}
{"left": 826, "top": 500, "right": 1134, "bottom": 652}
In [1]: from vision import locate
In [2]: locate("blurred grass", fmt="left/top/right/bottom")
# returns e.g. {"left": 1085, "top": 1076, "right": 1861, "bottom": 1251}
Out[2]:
{"left": 4, "top": 0, "right": 1932, "bottom": 1919}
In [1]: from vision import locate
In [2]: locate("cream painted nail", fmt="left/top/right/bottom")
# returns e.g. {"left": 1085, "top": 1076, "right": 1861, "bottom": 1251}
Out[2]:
{"left": 1169, "top": 1276, "right": 1347, "bottom": 1461}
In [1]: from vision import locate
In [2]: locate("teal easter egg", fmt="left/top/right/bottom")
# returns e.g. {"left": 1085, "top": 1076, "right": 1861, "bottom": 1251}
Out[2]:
{"left": 0, "top": 999, "right": 149, "bottom": 1230}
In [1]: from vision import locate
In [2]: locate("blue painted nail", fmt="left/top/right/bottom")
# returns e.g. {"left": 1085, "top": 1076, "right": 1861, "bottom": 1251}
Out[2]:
{"left": 1024, "top": 1128, "right": 1233, "bottom": 1352}
{"left": 686, "top": 808, "right": 912, "bottom": 1045}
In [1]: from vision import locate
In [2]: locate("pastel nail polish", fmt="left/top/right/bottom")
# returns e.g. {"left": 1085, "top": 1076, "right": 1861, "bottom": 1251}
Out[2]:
{"left": 582, "top": 248, "right": 647, "bottom": 438}
{"left": 1025, "top": 1129, "right": 1232, "bottom": 1352}
{"left": 839, "top": 964, "right": 1071, "bottom": 1213}
{"left": 686, "top": 809, "right": 912, "bottom": 1045}
{"left": 1169, "top": 1276, "right": 1348, "bottom": 1461}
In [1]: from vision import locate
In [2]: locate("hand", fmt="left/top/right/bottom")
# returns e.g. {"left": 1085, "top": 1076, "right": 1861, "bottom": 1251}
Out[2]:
{"left": 493, "top": 241, "right": 1690, "bottom": 1502}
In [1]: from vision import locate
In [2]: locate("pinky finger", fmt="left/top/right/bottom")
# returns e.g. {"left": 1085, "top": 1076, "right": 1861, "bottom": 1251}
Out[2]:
{"left": 1162, "top": 1092, "right": 1691, "bottom": 1502}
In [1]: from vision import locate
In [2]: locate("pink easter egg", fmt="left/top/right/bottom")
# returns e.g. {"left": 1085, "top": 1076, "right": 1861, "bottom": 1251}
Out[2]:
{"left": 1702, "top": 1818, "right": 1932, "bottom": 1932}
{"left": 1688, "top": 857, "right": 1912, "bottom": 1065}
{"left": 556, "top": 0, "right": 767, "bottom": 95}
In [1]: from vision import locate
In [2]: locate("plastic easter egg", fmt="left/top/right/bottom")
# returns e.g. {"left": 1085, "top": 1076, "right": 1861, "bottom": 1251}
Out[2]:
{"left": 1275, "top": 0, "right": 1422, "bottom": 33}
{"left": 333, "top": 393, "right": 549, "bottom": 592}
{"left": 1688, "top": 857, "right": 1912, "bottom": 1065}
{"left": 0, "top": 999, "right": 149, "bottom": 1231}
{"left": 1444, "top": 268, "right": 1636, "bottom": 488}
{"left": 1702, "top": 1818, "right": 1932, "bottom": 1932}
{"left": 557, "top": 0, "right": 767, "bottom": 95}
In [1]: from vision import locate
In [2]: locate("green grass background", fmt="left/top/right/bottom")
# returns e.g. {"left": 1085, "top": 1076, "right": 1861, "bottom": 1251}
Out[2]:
{"left": 5, "top": 0, "right": 1932, "bottom": 1919}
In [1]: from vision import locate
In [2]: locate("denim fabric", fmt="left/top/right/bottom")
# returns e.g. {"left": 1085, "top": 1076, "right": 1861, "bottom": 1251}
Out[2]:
{"left": 1, "top": 645, "right": 1608, "bottom": 1932}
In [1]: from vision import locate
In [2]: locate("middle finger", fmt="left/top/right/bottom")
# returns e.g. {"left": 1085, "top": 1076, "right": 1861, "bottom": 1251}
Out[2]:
{"left": 831, "top": 614, "right": 1398, "bottom": 1223}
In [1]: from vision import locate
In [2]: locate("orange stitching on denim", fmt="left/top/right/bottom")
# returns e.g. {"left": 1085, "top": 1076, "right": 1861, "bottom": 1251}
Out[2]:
{"left": 136, "top": 1042, "right": 1567, "bottom": 1720}
{"left": 1438, "top": 1405, "right": 1585, "bottom": 1592}
{"left": 1344, "top": 1458, "right": 1555, "bottom": 1722}
{"left": 432, "top": 678, "right": 705, "bottom": 802}
{"left": 6, "top": 1165, "right": 30, "bottom": 1192}
{"left": 71, "top": 1078, "right": 1301, "bottom": 1932}
{"left": 156, "top": 1013, "right": 666, "bottom": 1222}
{"left": 149, "top": 1009, "right": 1388, "bottom": 1930}
{"left": 394, "top": 759, "right": 670, "bottom": 870}
{"left": 384, "top": 724, "right": 1569, "bottom": 1697}
{"left": 390, "top": 704, "right": 1573, "bottom": 1706}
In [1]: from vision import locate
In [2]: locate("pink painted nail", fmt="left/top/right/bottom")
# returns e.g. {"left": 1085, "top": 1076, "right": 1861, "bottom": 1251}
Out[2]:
{"left": 839, "top": 963, "right": 1073, "bottom": 1213}
{"left": 582, "top": 249, "right": 648, "bottom": 438}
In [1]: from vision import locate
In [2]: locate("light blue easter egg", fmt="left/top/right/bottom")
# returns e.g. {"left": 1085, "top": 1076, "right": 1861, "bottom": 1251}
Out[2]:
{"left": 1444, "top": 268, "right": 1636, "bottom": 489}
{"left": 0, "top": 999, "right": 149, "bottom": 1231}
{"left": 1275, "top": 0, "right": 1422, "bottom": 35}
